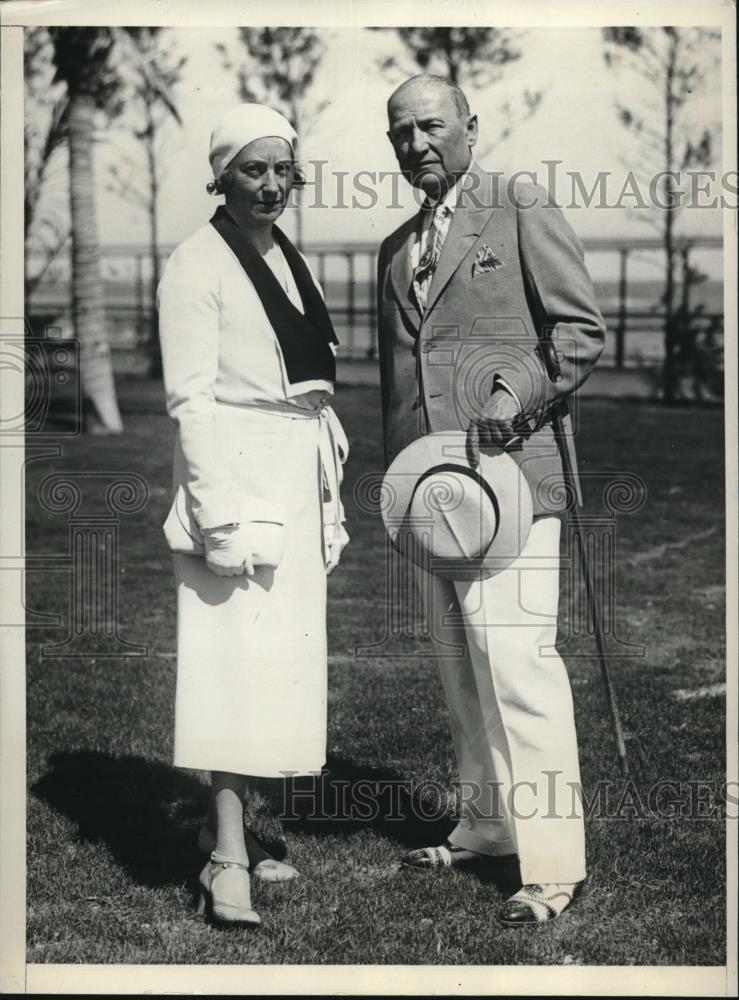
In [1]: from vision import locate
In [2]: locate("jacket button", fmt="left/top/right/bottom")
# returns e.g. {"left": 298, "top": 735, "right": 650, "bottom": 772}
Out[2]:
{"left": 422, "top": 342, "right": 433, "bottom": 353}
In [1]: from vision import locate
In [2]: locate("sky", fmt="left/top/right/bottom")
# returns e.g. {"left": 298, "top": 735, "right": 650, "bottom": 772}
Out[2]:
{"left": 33, "top": 26, "right": 727, "bottom": 259}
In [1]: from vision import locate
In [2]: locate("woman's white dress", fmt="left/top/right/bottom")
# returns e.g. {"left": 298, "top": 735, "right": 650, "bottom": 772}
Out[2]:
{"left": 157, "top": 223, "right": 346, "bottom": 777}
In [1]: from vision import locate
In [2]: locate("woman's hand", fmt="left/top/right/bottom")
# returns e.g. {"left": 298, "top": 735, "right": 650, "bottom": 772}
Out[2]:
{"left": 203, "top": 523, "right": 255, "bottom": 577}
{"left": 326, "top": 524, "right": 350, "bottom": 575}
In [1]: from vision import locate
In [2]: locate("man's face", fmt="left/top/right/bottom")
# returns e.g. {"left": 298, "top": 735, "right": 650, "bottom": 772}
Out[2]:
{"left": 386, "top": 83, "right": 477, "bottom": 200}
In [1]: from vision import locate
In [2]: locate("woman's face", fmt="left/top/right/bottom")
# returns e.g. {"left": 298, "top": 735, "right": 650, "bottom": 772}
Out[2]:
{"left": 225, "top": 136, "right": 295, "bottom": 226}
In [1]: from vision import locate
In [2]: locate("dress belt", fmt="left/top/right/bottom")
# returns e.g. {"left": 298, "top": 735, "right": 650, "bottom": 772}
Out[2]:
{"left": 317, "top": 405, "right": 349, "bottom": 552}
{"left": 214, "top": 399, "right": 349, "bottom": 552}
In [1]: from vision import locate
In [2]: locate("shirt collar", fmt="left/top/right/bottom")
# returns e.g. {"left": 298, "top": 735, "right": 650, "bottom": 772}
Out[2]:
{"left": 422, "top": 166, "right": 472, "bottom": 215}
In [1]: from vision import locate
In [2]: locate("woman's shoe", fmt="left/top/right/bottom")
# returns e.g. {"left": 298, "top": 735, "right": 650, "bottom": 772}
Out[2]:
{"left": 247, "top": 857, "right": 301, "bottom": 883}
{"left": 198, "top": 824, "right": 300, "bottom": 883}
{"left": 498, "top": 881, "right": 583, "bottom": 927}
{"left": 197, "top": 855, "right": 261, "bottom": 927}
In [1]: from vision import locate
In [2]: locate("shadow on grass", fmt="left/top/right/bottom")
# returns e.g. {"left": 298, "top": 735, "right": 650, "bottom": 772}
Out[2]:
{"left": 278, "top": 754, "right": 449, "bottom": 843}
{"left": 31, "top": 751, "right": 210, "bottom": 887}
{"left": 31, "top": 750, "right": 522, "bottom": 894}
{"left": 31, "top": 751, "right": 474, "bottom": 886}
{"left": 280, "top": 753, "right": 522, "bottom": 893}
{"left": 30, "top": 750, "right": 277, "bottom": 889}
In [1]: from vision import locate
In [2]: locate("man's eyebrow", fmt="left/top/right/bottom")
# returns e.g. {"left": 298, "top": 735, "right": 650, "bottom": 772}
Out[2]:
{"left": 390, "top": 115, "right": 445, "bottom": 131}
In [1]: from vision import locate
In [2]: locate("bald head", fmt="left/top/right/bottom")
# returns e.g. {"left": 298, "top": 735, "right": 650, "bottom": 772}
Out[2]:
{"left": 387, "top": 75, "right": 470, "bottom": 120}
{"left": 386, "top": 74, "right": 478, "bottom": 199}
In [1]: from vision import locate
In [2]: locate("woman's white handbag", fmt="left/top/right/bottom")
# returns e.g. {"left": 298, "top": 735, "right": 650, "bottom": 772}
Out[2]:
{"left": 163, "top": 485, "right": 285, "bottom": 569}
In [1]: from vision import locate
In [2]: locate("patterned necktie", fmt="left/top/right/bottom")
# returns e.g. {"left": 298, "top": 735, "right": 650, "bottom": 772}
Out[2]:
{"left": 412, "top": 204, "right": 451, "bottom": 311}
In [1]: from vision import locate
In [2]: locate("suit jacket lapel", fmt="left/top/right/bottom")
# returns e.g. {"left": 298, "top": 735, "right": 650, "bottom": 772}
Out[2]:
{"left": 423, "top": 163, "right": 496, "bottom": 318}
{"left": 389, "top": 215, "right": 422, "bottom": 319}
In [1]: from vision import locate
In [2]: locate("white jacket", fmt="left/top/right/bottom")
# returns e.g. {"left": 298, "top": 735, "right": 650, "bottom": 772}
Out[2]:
{"left": 157, "top": 222, "right": 336, "bottom": 530}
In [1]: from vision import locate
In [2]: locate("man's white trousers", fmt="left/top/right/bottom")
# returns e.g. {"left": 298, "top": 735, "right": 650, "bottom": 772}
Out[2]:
{"left": 414, "top": 515, "right": 586, "bottom": 884}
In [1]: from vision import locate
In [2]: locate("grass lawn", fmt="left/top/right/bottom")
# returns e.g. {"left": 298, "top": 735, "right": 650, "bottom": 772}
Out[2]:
{"left": 25, "top": 377, "right": 727, "bottom": 965}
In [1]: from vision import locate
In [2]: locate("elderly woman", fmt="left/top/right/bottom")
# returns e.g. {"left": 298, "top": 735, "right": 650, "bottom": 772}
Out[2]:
{"left": 158, "top": 104, "right": 349, "bottom": 927}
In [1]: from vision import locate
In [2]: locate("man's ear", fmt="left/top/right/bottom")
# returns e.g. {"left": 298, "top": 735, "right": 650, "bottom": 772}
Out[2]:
{"left": 466, "top": 114, "right": 479, "bottom": 148}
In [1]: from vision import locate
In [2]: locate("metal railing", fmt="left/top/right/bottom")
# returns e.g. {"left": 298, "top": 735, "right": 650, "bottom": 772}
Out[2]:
{"left": 26, "top": 235, "right": 723, "bottom": 367}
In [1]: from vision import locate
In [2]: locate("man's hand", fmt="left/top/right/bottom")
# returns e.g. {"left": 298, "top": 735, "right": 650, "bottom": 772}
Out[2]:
{"left": 203, "top": 523, "right": 255, "bottom": 577}
{"left": 466, "top": 389, "right": 529, "bottom": 468}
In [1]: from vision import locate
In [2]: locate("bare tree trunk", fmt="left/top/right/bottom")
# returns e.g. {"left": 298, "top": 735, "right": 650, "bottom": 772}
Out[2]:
{"left": 290, "top": 101, "right": 304, "bottom": 251}
{"left": 68, "top": 92, "right": 123, "bottom": 432}
{"left": 662, "top": 35, "right": 677, "bottom": 405}
{"left": 663, "top": 203, "right": 676, "bottom": 404}
{"left": 295, "top": 194, "right": 304, "bottom": 252}
{"left": 145, "top": 119, "right": 163, "bottom": 379}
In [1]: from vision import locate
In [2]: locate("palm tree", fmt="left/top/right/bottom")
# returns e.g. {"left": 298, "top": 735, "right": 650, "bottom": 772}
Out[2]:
{"left": 107, "top": 28, "right": 185, "bottom": 378}
{"left": 48, "top": 27, "right": 124, "bottom": 433}
{"left": 24, "top": 27, "right": 70, "bottom": 300}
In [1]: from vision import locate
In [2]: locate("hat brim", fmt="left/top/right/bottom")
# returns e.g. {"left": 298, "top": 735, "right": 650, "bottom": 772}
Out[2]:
{"left": 381, "top": 432, "right": 533, "bottom": 580}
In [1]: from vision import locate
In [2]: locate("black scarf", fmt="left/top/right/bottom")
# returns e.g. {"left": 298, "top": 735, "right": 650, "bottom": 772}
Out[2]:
{"left": 210, "top": 205, "right": 338, "bottom": 385}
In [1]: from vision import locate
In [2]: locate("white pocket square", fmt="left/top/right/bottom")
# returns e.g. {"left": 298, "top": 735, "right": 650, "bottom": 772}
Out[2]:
{"left": 471, "top": 244, "right": 504, "bottom": 277}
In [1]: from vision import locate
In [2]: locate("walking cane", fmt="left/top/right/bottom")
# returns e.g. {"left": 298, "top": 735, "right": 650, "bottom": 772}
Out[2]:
{"left": 467, "top": 338, "right": 631, "bottom": 777}
{"left": 536, "top": 339, "right": 631, "bottom": 778}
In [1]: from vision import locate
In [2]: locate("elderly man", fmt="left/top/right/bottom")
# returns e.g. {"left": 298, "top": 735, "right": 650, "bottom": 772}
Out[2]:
{"left": 376, "top": 74, "right": 606, "bottom": 925}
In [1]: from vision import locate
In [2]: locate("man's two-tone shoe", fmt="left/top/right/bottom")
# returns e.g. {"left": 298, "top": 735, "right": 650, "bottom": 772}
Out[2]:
{"left": 400, "top": 840, "right": 514, "bottom": 871}
{"left": 498, "top": 881, "right": 584, "bottom": 926}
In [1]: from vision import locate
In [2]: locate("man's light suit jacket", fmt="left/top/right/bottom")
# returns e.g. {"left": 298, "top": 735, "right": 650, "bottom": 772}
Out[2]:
{"left": 376, "top": 164, "right": 607, "bottom": 515}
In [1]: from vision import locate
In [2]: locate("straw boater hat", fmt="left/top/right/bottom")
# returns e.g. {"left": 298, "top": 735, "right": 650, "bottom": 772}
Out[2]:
{"left": 380, "top": 432, "right": 534, "bottom": 581}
